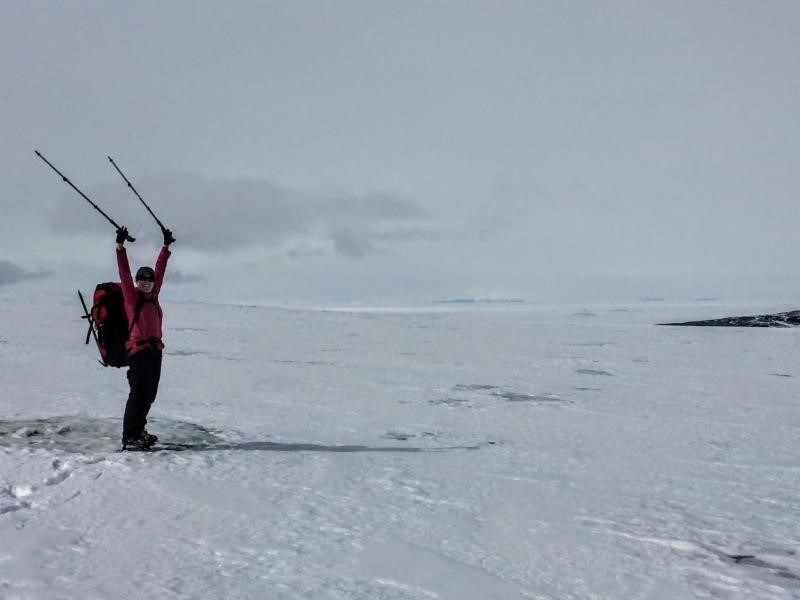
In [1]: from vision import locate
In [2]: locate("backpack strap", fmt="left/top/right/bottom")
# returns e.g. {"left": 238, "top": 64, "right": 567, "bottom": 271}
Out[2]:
{"left": 128, "top": 294, "right": 158, "bottom": 337}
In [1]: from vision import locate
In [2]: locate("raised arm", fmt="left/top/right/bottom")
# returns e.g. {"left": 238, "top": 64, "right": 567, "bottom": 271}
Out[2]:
{"left": 117, "top": 247, "right": 136, "bottom": 297}
{"left": 116, "top": 227, "right": 136, "bottom": 297}
{"left": 153, "top": 246, "right": 171, "bottom": 295}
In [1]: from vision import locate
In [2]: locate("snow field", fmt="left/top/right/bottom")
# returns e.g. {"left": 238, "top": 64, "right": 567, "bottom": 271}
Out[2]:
{"left": 1, "top": 293, "right": 799, "bottom": 598}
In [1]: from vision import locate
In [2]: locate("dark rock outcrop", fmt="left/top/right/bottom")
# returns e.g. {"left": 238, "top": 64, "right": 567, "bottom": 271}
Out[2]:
{"left": 660, "top": 310, "right": 800, "bottom": 328}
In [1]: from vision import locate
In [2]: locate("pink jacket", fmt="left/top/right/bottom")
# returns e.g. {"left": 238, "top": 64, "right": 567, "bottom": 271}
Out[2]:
{"left": 117, "top": 247, "right": 171, "bottom": 355}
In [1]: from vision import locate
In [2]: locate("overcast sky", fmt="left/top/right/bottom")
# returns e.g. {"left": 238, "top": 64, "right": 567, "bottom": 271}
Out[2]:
{"left": 2, "top": 1, "right": 798, "bottom": 305}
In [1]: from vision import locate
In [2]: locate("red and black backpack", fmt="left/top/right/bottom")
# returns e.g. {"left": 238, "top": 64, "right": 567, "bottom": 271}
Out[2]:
{"left": 79, "top": 283, "right": 149, "bottom": 367}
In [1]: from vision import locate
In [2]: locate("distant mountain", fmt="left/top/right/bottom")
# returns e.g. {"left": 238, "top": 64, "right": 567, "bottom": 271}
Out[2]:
{"left": 660, "top": 310, "right": 800, "bottom": 328}
{"left": 434, "top": 298, "right": 525, "bottom": 305}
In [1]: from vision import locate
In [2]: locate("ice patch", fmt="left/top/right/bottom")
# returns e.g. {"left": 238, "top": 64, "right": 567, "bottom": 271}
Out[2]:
{"left": 576, "top": 368, "right": 614, "bottom": 376}
{"left": 491, "top": 391, "right": 567, "bottom": 403}
{"left": 438, "top": 384, "right": 569, "bottom": 406}
{"left": 0, "top": 417, "right": 225, "bottom": 454}
{"left": 452, "top": 384, "right": 501, "bottom": 392}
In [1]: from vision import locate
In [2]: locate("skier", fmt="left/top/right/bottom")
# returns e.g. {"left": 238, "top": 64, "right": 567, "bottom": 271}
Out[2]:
{"left": 115, "top": 226, "right": 175, "bottom": 449}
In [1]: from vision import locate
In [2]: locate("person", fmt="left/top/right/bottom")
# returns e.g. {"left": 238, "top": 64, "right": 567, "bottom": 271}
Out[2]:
{"left": 115, "top": 226, "right": 175, "bottom": 449}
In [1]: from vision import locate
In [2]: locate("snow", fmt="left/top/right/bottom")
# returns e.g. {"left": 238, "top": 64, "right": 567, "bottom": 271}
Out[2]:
{"left": 1, "top": 292, "right": 799, "bottom": 599}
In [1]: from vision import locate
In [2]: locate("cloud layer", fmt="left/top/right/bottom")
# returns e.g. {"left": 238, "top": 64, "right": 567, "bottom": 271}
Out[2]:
{"left": 49, "top": 171, "right": 436, "bottom": 260}
{"left": 0, "top": 260, "right": 50, "bottom": 287}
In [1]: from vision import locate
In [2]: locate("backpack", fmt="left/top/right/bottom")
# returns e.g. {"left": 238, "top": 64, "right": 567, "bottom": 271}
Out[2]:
{"left": 78, "top": 282, "right": 148, "bottom": 368}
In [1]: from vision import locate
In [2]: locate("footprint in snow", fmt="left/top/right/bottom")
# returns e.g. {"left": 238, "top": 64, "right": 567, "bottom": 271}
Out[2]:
{"left": 0, "top": 501, "right": 30, "bottom": 515}
{"left": 0, "top": 485, "right": 34, "bottom": 516}
{"left": 45, "top": 459, "right": 72, "bottom": 486}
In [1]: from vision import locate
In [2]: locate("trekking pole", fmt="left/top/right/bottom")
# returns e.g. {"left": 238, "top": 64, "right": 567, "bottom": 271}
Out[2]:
{"left": 78, "top": 290, "right": 106, "bottom": 367}
{"left": 78, "top": 291, "right": 99, "bottom": 345}
{"left": 34, "top": 150, "right": 135, "bottom": 242}
{"left": 107, "top": 156, "right": 175, "bottom": 240}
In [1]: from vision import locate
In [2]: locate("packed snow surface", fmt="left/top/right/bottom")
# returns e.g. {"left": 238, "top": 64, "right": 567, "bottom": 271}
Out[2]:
{"left": 1, "top": 293, "right": 799, "bottom": 599}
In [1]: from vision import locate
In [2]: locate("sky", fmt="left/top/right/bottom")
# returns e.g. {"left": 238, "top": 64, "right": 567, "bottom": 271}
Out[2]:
{"left": 1, "top": 1, "right": 799, "bottom": 305}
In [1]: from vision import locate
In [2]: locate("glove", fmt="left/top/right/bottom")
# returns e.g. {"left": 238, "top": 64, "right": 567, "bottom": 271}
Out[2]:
{"left": 162, "top": 228, "right": 176, "bottom": 247}
{"left": 116, "top": 227, "right": 129, "bottom": 245}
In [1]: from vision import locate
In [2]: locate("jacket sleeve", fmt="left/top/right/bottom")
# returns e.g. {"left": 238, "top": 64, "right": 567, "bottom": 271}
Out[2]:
{"left": 153, "top": 246, "right": 171, "bottom": 295}
{"left": 117, "top": 247, "right": 136, "bottom": 298}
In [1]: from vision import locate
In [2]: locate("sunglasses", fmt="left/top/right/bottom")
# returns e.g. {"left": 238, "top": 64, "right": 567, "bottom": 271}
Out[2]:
{"left": 136, "top": 276, "right": 155, "bottom": 282}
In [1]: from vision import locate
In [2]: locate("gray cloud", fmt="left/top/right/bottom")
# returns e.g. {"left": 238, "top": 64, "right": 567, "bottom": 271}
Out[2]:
{"left": 48, "top": 171, "right": 435, "bottom": 259}
{"left": 165, "top": 270, "right": 205, "bottom": 285}
{"left": 331, "top": 229, "right": 379, "bottom": 259}
{"left": 0, "top": 260, "right": 50, "bottom": 286}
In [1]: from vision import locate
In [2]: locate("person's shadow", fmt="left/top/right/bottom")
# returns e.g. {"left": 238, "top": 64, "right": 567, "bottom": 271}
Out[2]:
{"left": 159, "top": 440, "right": 489, "bottom": 453}
{"left": 0, "top": 416, "right": 492, "bottom": 454}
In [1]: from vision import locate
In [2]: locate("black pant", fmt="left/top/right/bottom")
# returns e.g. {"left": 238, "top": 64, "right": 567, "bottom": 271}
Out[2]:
{"left": 123, "top": 349, "right": 163, "bottom": 440}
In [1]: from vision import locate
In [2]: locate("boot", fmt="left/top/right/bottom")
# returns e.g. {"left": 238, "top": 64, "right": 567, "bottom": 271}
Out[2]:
{"left": 141, "top": 430, "right": 158, "bottom": 445}
{"left": 122, "top": 436, "right": 152, "bottom": 451}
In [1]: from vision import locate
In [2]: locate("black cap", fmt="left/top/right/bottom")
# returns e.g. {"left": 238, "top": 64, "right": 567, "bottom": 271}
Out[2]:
{"left": 135, "top": 266, "right": 155, "bottom": 281}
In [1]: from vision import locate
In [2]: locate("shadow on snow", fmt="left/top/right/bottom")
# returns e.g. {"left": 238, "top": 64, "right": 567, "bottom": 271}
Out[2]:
{"left": 0, "top": 416, "right": 485, "bottom": 454}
